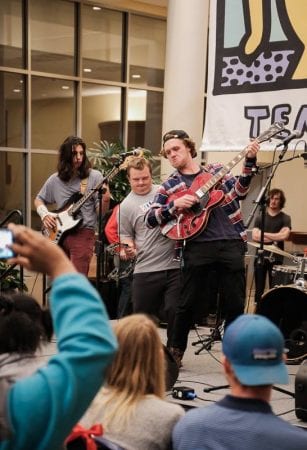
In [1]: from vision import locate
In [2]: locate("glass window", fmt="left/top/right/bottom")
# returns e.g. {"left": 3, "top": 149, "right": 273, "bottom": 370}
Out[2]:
{"left": 127, "top": 88, "right": 163, "bottom": 154}
{"left": 82, "top": 83, "right": 122, "bottom": 146}
{"left": 0, "top": 72, "right": 25, "bottom": 148}
{"left": 82, "top": 6, "right": 123, "bottom": 82}
{"left": 31, "top": 76, "right": 75, "bottom": 149}
{"left": 31, "top": 153, "right": 57, "bottom": 230}
{"left": 30, "top": 0, "right": 75, "bottom": 76}
{"left": 0, "top": 0, "right": 23, "bottom": 69}
{"left": 129, "top": 15, "right": 166, "bottom": 88}
{"left": 0, "top": 151, "right": 25, "bottom": 224}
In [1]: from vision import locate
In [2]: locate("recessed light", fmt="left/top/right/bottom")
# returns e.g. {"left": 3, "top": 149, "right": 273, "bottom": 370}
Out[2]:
{"left": 93, "top": 6, "right": 101, "bottom": 10}
{"left": 13, "top": 88, "right": 21, "bottom": 93}
{"left": 83, "top": 68, "right": 92, "bottom": 73}
{"left": 132, "top": 74, "right": 141, "bottom": 79}
{"left": 61, "top": 85, "right": 70, "bottom": 90}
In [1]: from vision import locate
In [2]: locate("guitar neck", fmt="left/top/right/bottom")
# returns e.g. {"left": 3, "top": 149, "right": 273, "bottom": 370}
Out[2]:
{"left": 71, "top": 166, "right": 120, "bottom": 215}
{"left": 199, "top": 121, "right": 285, "bottom": 195}
{"left": 201, "top": 147, "right": 249, "bottom": 193}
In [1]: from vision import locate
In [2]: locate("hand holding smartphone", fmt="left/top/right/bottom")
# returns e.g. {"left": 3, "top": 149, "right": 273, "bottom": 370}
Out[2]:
{"left": 0, "top": 228, "right": 16, "bottom": 260}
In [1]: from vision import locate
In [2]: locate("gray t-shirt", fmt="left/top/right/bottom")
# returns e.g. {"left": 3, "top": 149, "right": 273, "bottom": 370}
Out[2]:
{"left": 36, "top": 169, "right": 103, "bottom": 229}
{"left": 119, "top": 186, "right": 180, "bottom": 273}
{"left": 81, "top": 394, "right": 185, "bottom": 450}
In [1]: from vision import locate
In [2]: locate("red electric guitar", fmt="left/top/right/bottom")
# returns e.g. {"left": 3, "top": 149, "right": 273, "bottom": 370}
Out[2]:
{"left": 161, "top": 122, "right": 285, "bottom": 241}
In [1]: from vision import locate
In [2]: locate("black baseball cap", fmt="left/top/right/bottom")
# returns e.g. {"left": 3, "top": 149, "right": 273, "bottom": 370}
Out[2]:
{"left": 162, "top": 130, "right": 190, "bottom": 144}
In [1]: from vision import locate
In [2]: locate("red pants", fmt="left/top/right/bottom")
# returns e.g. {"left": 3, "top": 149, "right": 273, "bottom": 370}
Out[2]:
{"left": 62, "top": 228, "right": 95, "bottom": 276}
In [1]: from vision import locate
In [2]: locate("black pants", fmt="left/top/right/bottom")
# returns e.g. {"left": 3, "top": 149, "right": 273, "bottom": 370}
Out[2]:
{"left": 171, "top": 240, "right": 246, "bottom": 352}
{"left": 132, "top": 269, "right": 181, "bottom": 347}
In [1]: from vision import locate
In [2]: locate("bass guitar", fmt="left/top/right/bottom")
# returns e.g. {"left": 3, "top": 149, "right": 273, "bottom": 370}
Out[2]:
{"left": 42, "top": 165, "right": 122, "bottom": 245}
{"left": 161, "top": 122, "right": 285, "bottom": 241}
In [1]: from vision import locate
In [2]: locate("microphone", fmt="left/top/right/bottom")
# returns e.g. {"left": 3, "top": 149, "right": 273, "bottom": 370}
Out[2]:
{"left": 120, "top": 148, "right": 144, "bottom": 158}
{"left": 276, "top": 130, "right": 303, "bottom": 147}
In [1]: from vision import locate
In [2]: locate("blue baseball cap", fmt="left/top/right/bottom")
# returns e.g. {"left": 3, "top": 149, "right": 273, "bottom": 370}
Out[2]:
{"left": 222, "top": 314, "right": 289, "bottom": 386}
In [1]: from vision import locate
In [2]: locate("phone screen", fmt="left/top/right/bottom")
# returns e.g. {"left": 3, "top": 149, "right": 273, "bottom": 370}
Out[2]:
{"left": 0, "top": 229, "right": 15, "bottom": 259}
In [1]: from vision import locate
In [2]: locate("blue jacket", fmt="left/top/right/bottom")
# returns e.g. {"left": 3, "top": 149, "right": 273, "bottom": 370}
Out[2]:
{"left": 0, "top": 273, "right": 117, "bottom": 450}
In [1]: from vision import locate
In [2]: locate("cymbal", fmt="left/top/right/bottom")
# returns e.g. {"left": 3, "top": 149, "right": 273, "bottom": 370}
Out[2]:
{"left": 247, "top": 241, "right": 295, "bottom": 260}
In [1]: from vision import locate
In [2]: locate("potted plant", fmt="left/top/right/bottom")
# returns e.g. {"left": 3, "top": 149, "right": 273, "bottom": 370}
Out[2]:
{"left": 88, "top": 140, "right": 159, "bottom": 203}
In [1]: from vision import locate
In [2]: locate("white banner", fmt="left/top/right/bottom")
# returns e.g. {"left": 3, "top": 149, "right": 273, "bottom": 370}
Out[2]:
{"left": 202, "top": 0, "right": 307, "bottom": 151}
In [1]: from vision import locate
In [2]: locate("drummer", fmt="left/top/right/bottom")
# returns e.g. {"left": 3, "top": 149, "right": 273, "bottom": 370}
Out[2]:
{"left": 252, "top": 188, "right": 291, "bottom": 304}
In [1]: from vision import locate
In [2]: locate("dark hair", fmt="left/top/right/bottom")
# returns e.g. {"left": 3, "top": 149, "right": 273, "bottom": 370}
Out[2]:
{"left": 267, "top": 189, "right": 286, "bottom": 209}
{"left": 0, "top": 293, "right": 53, "bottom": 354}
{"left": 57, "top": 136, "right": 91, "bottom": 182}
{"left": 160, "top": 129, "right": 197, "bottom": 158}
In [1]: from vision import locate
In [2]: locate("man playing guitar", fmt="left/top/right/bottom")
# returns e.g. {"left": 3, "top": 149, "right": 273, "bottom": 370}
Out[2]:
{"left": 34, "top": 136, "right": 110, "bottom": 275}
{"left": 145, "top": 130, "right": 259, "bottom": 367}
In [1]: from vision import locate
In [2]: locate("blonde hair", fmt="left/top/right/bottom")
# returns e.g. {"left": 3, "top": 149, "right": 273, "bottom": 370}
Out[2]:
{"left": 92, "top": 314, "right": 165, "bottom": 431}
{"left": 125, "top": 157, "right": 152, "bottom": 177}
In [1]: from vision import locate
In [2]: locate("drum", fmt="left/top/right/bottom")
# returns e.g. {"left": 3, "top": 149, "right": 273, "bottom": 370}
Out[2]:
{"left": 257, "top": 286, "right": 307, "bottom": 339}
{"left": 272, "top": 265, "right": 297, "bottom": 286}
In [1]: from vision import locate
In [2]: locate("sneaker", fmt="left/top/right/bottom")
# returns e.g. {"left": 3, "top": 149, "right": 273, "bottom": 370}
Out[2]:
{"left": 169, "top": 347, "right": 184, "bottom": 368}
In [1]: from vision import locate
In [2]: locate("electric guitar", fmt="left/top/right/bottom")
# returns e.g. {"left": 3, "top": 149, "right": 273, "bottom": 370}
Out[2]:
{"left": 161, "top": 122, "right": 285, "bottom": 241}
{"left": 42, "top": 165, "right": 122, "bottom": 245}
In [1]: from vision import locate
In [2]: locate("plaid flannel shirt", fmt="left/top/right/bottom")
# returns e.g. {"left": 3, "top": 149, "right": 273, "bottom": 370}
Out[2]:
{"left": 145, "top": 157, "right": 256, "bottom": 244}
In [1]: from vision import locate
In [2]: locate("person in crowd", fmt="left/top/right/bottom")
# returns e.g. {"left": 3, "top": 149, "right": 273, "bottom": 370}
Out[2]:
{"left": 0, "top": 224, "right": 117, "bottom": 450}
{"left": 252, "top": 188, "right": 291, "bottom": 303}
{"left": 145, "top": 130, "right": 259, "bottom": 367}
{"left": 119, "top": 156, "right": 181, "bottom": 347}
{"left": 81, "top": 314, "right": 184, "bottom": 450}
{"left": 172, "top": 313, "right": 307, "bottom": 449}
{"left": 0, "top": 292, "right": 53, "bottom": 383}
{"left": 34, "top": 135, "right": 110, "bottom": 275}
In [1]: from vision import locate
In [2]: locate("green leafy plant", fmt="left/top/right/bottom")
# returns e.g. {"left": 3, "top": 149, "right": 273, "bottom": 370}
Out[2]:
{"left": 0, "top": 261, "right": 28, "bottom": 293}
{"left": 88, "top": 140, "right": 158, "bottom": 203}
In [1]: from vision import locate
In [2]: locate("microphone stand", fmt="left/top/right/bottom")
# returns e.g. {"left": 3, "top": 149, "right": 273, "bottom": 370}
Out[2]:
{"left": 95, "top": 159, "right": 125, "bottom": 290}
{"left": 203, "top": 143, "right": 294, "bottom": 396}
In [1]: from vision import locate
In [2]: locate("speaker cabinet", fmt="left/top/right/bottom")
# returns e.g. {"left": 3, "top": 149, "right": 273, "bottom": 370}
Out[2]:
{"left": 295, "top": 360, "right": 307, "bottom": 421}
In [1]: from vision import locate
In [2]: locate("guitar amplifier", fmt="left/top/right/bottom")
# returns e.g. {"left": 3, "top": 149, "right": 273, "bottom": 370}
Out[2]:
{"left": 295, "top": 360, "right": 307, "bottom": 421}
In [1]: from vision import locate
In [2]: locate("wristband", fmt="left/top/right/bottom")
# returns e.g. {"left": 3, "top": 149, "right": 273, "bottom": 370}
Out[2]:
{"left": 37, "top": 204, "right": 50, "bottom": 220}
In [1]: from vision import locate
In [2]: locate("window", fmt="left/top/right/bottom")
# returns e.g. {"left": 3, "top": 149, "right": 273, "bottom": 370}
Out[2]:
{"left": 82, "top": 6, "right": 123, "bottom": 82}
{"left": 30, "top": 0, "right": 76, "bottom": 76}
{"left": 129, "top": 14, "right": 166, "bottom": 88}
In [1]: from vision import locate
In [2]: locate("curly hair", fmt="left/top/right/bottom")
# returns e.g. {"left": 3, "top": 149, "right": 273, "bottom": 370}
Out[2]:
{"left": 0, "top": 293, "right": 53, "bottom": 354}
{"left": 57, "top": 136, "right": 91, "bottom": 182}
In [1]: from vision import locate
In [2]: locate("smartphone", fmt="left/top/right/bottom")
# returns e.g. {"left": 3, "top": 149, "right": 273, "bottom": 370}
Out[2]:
{"left": 0, "top": 228, "right": 15, "bottom": 260}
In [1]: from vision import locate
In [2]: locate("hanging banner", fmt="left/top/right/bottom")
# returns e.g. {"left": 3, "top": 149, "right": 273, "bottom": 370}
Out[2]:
{"left": 201, "top": 0, "right": 307, "bottom": 151}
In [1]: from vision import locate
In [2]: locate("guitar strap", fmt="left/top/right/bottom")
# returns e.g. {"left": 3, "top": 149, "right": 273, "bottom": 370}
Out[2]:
{"left": 80, "top": 177, "right": 88, "bottom": 195}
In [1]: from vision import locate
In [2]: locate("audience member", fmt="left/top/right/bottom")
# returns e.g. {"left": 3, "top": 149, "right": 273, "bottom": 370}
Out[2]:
{"left": 0, "top": 224, "right": 117, "bottom": 450}
{"left": 172, "top": 314, "right": 307, "bottom": 450}
{"left": 81, "top": 314, "right": 184, "bottom": 450}
{"left": 0, "top": 292, "right": 53, "bottom": 383}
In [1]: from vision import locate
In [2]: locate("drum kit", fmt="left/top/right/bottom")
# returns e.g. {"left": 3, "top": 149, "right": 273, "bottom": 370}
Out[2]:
{"left": 248, "top": 242, "right": 307, "bottom": 363}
